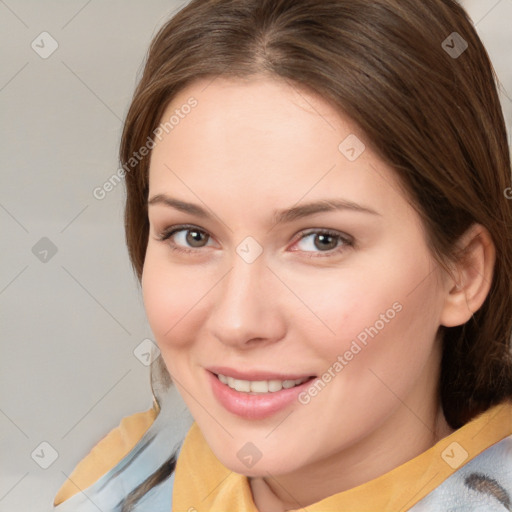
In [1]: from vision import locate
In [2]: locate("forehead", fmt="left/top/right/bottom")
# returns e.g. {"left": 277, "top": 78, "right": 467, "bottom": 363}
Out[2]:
{"left": 147, "top": 76, "right": 407, "bottom": 220}
{"left": 156, "top": 76, "right": 348, "bottom": 158}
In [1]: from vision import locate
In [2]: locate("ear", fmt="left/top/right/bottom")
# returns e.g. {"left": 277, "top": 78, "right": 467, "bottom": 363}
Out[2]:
{"left": 439, "top": 224, "right": 496, "bottom": 328}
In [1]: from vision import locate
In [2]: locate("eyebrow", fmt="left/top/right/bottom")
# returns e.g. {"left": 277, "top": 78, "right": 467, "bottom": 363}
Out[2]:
{"left": 148, "top": 194, "right": 381, "bottom": 225}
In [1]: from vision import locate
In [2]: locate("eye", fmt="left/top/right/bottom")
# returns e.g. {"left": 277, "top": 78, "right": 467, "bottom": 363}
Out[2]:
{"left": 156, "top": 224, "right": 354, "bottom": 258}
{"left": 292, "top": 229, "right": 354, "bottom": 257}
{"left": 157, "top": 224, "right": 213, "bottom": 254}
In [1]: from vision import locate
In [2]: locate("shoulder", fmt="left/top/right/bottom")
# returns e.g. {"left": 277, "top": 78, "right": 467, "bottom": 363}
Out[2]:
{"left": 53, "top": 403, "right": 158, "bottom": 506}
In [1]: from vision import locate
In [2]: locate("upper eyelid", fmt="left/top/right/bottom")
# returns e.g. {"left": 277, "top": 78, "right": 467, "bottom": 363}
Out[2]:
{"left": 158, "top": 224, "right": 210, "bottom": 240}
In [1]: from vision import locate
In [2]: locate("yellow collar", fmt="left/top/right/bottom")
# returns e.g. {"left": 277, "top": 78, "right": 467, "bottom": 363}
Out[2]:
{"left": 173, "top": 401, "right": 512, "bottom": 511}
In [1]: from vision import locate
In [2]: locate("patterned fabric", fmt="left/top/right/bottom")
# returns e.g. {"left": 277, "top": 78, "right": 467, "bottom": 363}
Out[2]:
{"left": 410, "top": 435, "right": 512, "bottom": 511}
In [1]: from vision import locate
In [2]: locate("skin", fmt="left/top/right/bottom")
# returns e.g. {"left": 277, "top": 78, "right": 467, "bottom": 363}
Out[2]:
{"left": 142, "top": 75, "right": 495, "bottom": 511}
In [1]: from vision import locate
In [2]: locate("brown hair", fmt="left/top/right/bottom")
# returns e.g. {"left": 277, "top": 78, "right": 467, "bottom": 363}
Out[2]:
{"left": 119, "top": 0, "right": 512, "bottom": 507}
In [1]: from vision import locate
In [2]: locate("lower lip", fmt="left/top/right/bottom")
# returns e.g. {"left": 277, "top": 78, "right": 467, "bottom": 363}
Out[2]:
{"left": 207, "top": 371, "right": 314, "bottom": 420}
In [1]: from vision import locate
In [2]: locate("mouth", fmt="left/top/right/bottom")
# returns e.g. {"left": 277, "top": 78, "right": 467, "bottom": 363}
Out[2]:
{"left": 207, "top": 369, "right": 317, "bottom": 419}
{"left": 214, "top": 372, "right": 315, "bottom": 394}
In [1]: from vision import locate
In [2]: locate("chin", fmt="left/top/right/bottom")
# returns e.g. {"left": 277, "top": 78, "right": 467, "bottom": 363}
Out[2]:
{"left": 210, "top": 443, "right": 302, "bottom": 477}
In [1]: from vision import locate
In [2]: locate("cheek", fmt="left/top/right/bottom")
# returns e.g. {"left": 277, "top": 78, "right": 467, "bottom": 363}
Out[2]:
{"left": 312, "top": 247, "right": 440, "bottom": 368}
{"left": 141, "top": 251, "right": 207, "bottom": 349}
{"left": 297, "top": 260, "right": 443, "bottom": 443}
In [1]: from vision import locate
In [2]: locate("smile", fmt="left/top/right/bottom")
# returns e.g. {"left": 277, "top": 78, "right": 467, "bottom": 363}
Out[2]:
{"left": 216, "top": 373, "right": 311, "bottom": 393}
{"left": 208, "top": 370, "right": 317, "bottom": 419}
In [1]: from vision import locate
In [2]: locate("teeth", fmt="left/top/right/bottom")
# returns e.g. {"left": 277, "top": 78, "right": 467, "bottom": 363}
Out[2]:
{"left": 233, "top": 378, "right": 251, "bottom": 392}
{"left": 268, "top": 380, "right": 283, "bottom": 392}
{"left": 217, "top": 373, "right": 309, "bottom": 393}
{"left": 250, "top": 380, "right": 268, "bottom": 393}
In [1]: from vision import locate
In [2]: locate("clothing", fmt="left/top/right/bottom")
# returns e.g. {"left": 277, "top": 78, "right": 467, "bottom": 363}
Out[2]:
{"left": 53, "top": 382, "right": 193, "bottom": 512}
{"left": 53, "top": 406, "right": 158, "bottom": 504}
{"left": 53, "top": 393, "right": 512, "bottom": 511}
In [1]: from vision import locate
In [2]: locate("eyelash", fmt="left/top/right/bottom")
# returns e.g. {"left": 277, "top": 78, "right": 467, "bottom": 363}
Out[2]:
{"left": 156, "top": 224, "right": 354, "bottom": 258}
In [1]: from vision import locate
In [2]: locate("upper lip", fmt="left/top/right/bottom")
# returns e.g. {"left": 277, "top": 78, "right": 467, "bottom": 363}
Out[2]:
{"left": 207, "top": 366, "right": 315, "bottom": 381}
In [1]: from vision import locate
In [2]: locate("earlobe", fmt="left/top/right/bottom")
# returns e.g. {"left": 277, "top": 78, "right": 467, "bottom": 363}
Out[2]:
{"left": 439, "top": 224, "right": 496, "bottom": 328}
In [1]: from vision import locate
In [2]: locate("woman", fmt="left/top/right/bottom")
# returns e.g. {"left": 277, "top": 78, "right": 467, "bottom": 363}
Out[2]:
{"left": 53, "top": 0, "right": 512, "bottom": 510}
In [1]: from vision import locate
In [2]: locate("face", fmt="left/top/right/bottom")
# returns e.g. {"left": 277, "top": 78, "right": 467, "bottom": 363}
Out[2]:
{"left": 142, "top": 75, "right": 450, "bottom": 478}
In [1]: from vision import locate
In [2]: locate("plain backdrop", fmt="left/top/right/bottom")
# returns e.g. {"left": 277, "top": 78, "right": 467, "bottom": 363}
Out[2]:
{"left": 1, "top": 1, "right": 511, "bottom": 510}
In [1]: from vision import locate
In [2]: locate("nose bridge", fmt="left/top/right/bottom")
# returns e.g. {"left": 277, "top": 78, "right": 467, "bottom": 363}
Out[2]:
{"left": 219, "top": 252, "right": 266, "bottom": 324}
{"left": 207, "top": 248, "right": 284, "bottom": 346}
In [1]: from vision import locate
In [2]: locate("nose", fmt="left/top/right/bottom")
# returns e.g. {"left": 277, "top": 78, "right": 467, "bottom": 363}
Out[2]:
{"left": 205, "top": 252, "right": 287, "bottom": 349}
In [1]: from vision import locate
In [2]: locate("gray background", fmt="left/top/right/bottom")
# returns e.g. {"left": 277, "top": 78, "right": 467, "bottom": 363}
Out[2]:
{"left": 1, "top": 1, "right": 511, "bottom": 510}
